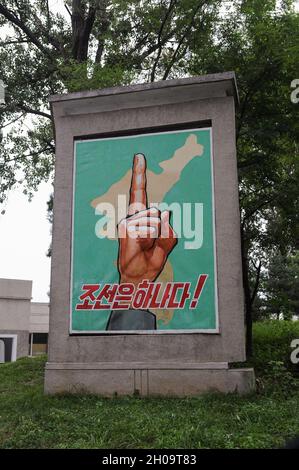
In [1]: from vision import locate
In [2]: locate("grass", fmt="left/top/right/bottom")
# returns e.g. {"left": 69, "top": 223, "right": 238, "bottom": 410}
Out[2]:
{"left": 0, "top": 320, "right": 299, "bottom": 449}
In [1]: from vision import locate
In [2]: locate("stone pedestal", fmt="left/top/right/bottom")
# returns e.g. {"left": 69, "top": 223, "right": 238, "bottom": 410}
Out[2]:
{"left": 45, "top": 362, "right": 254, "bottom": 396}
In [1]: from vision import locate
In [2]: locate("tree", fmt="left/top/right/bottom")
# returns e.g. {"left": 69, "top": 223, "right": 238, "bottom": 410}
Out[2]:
{"left": 261, "top": 251, "right": 299, "bottom": 320}
{"left": 0, "top": 0, "right": 219, "bottom": 200}
{"left": 1, "top": 0, "right": 299, "bottom": 357}
{"left": 188, "top": 0, "right": 299, "bottom": 355}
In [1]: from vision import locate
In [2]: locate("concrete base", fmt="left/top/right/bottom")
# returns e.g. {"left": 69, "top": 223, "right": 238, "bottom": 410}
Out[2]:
{"left": 44, "top": 362, "right": 255, "bottom": 396}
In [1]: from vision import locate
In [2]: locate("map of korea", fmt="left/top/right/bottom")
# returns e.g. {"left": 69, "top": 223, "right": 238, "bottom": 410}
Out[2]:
{"left": 90, "top": 133, "right": 204, "bottom": 326}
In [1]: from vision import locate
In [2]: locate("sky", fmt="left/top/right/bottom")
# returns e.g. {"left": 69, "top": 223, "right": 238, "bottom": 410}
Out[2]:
{"left": 0, "top": 0, "right": 298, "bottom": 302}
{"left": 0, "top": 183, "right": 52, "bottom": 301}
{"left": 0, "top": 0, "right": 67, "bottom": 302}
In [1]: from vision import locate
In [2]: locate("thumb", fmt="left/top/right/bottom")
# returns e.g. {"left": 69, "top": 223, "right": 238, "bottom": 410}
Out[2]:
{"left": 155, "top": 210, "right": 177, "bottom": 253}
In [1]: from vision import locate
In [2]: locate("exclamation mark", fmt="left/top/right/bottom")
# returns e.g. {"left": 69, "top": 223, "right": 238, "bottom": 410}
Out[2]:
{"left": 190, "top": 275, "right": 208, "bottom": 309}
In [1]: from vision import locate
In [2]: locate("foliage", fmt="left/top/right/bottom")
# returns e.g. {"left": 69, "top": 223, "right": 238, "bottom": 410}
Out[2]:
{"left": 0, "top": 0, "right": 220, "bottom": 200}
{"left": 254, "top": 251, "right": 299, "bottom": 320}
{"left": 249, "top": 320, "right": 299, "bottom": 373}
{"left": 0, "top": 321, "right": 299, "bottom": 449}
{"left": 0, "top": 1, "right": 299, "bottom": 355}
{"left": 188, "top": 0, "right": 299, "bottom": 351}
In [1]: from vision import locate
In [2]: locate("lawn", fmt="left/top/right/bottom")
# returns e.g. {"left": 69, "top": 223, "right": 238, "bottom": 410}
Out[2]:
{"left": 0, "top": 321, "right": 299, "bottom": 449}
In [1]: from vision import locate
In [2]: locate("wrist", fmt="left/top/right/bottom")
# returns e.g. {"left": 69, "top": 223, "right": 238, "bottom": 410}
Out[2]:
{"left": 119, "top": 276, "right": 143, "bottom": 290}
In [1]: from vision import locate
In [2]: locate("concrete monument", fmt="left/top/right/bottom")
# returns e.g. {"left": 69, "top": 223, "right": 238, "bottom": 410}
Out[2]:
{"left": 45, "top": 72, "right": 255, "bottom": 396}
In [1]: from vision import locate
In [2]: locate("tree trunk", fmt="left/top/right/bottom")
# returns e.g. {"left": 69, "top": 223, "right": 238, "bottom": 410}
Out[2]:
{"left": 241, "top": 227, "right": 253, "bottom": 358}
{"left": 71, "top": 0, "right": 96, "bottom": 62}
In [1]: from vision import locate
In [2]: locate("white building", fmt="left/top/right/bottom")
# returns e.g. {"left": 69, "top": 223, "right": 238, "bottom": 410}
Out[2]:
{"left": 0, "top": 278, "right": 49, "bottom": 362}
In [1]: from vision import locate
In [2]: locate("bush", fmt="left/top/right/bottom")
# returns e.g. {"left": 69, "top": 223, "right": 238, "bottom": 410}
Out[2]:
{"left": 252, "top": 320, "right": 299, "bottom": 373}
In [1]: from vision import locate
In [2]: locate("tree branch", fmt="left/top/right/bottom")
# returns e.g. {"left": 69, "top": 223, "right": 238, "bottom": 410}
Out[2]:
{"left": 94, "top": 2, "right": 110, "bottom": 65}
{"left": 17, "top": 105, "right": 52, "bottom": 120}
{"left": 150, "top": 0, "right": 177, "bottom": 82}
{"left": 241, "top": 196, "right": 277, "bottom": 227}
{"left": 162, "top": 1, "right": 205, "bottom": 81}
{"left": 0, "top": 4, "right": 52, "bottom": 58}
{"left": 236, "top": 67, "right": 276, "bottom": 141}
{"left": 29, "top": 9, "right": 64, "bottom": 53}
{"left": 64, "top": 2, "right": 72, "bottom": 17}
{"left": 1, "top": 38, "right": 30, "bottom": 45}
{"left": 0, "top": 113, "right": 26, "bottom": 129}
{"left": 1, "top": 143, "right": 54, "bottom": 165}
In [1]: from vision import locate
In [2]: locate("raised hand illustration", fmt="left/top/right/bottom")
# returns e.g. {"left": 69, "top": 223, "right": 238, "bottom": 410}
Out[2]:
{"left": 117, "top": 153, "right": 177, "bottom": 288}
{"left": 91, "top": 134, "right": 204, "bottom": 226}
{"left": 98, "top": 134, "right": 204, "bottom": 328}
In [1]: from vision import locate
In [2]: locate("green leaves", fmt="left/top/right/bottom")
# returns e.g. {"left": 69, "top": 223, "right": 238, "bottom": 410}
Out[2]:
{"left": 189, "top": 1, "right": 299, "bottom": 322}
{"left": 0, "top": 1, "right": 298, "bottom": 328}
{"left": 0, "top": 0, "right": 221, "bottom": 199}
{"left": 261, "top": 252, "right": 299, "bottom": 319}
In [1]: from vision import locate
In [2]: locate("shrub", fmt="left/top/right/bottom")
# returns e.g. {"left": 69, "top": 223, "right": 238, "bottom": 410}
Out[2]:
{"left": 252, "top": 320, "right": 299, "bottom": 373}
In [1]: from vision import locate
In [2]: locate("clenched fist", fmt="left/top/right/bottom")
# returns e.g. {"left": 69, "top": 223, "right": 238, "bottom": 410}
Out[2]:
{"left": 117, "top": 153, "right": 177, "bottom": 288}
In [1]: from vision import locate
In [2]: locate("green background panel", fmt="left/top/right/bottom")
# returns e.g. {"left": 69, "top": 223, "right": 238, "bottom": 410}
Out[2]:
{"left": 71, "top": 128, "right": 217, "bottom": 331}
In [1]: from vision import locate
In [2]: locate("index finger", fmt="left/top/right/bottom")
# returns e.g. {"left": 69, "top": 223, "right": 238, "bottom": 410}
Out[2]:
{"left": 128, "top": 153, "right": 147, "bottom": 215}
